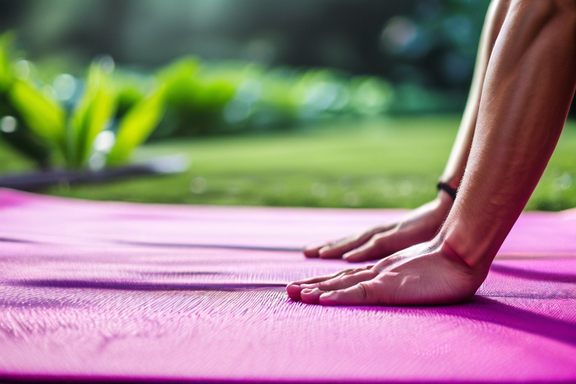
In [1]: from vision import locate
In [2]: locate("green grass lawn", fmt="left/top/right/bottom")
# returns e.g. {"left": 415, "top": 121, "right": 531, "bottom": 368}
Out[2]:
{"left": 1, "top": 115, "right": 575, "bottom": 210}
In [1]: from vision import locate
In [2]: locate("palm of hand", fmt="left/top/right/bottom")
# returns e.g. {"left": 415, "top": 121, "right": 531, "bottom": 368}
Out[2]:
{"left": 288, "top": 241, "right": 485, "bottom": 306}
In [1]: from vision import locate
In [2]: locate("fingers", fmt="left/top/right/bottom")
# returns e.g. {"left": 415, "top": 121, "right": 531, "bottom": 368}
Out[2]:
{"left": 299, "top": 269, "right": 377, "bottom": 304}
{"left": 316, "top": 269, "right": 375, "bottom": 291}
{"left": 286, "top": 283, "right": 306, "bottom": 301}
{"left": 286, "top": 269, "right": 356, "bottom": 301}
{"left": 317, "top": 232, "right": 373, "bottom": 259}
{"left": 302, "top": 243, "right": 326, "bottom": 258}
{"left": 291, "top": 268, "right": 355, "bottom": 286}
{"left": 342, "top": 230, "right": 402, "bottom": 262}
{"left": 319, "top": 279, "right": 389, "bottom": 306}
{"left": 303, "top": 226, "right": 393, "bottom": 259}
{"left": 318, "top": 284, "right": 370, "bottom": 306}
{"left": 287, "top": 267, "right": 373, "bottom": 302}
{"left": 303, "top": 235, "right": 366, "bottom": 259}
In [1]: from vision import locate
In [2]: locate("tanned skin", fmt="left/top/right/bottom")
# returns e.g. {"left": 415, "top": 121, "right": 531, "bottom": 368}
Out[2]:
{"left": 287, "top": 0, "right": 576, "bottom": 306}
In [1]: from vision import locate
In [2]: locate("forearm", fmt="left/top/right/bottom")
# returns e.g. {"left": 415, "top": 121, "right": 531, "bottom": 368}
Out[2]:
{"left": 440, "top": 0, "right": 510, "bottom": 189}
{"left": 442, "top": 0, "right": 576, "bottom": 270}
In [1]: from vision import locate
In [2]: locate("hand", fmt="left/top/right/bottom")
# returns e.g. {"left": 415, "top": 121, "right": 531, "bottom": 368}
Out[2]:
{"left": 288, "top": 239, "right": 486, "bottom": 306}
{"left": 304, "top": 191, "right": 453, "bottom": 262}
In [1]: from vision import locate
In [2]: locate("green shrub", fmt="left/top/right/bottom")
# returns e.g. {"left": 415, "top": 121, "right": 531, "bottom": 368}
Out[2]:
{"left": 1, "top": 33, "right": 398, "bottom": 171}
{"left": 0, "top": 34, "right": 167, "bottom": 170}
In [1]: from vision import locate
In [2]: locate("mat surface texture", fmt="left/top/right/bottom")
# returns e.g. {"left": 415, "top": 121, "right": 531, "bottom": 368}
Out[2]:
{"left": 0, "top": 188, "right": 575, "bottom": 383}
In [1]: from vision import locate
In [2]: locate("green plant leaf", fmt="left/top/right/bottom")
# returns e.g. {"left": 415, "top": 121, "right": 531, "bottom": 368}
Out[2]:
{"left": 69, "top": 61, "right": 116, "bottom": 167}
{"left": 159, "top": 58, "right": 201, "bottom": 107}
{"left": 106, "top": 86, "right": 166, "bottom": 166}
{"left": 8, "top": 79, "right": 66, "bottom": 155}
{"left": 158, "top": 56, "right": 200, "bottom": 84}
{"left": 0, "top": 32, "right": 15, "bottom": 92}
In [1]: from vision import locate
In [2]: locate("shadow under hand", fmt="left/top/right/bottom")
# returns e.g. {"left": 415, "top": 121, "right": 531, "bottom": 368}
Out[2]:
{"left": 349, "top": 296, "right": 576, "bottom": 348}
{"left": 461, "top": 296, "right": 576, "bottom": 348}
{"left": 490, "top": 263, "right": 576, "bottom": 284}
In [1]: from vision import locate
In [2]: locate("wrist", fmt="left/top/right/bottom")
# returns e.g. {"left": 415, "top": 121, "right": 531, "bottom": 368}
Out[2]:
{"left": 429, "top": 189, "right": 454, "bottom": 223}
{"left": 437, "top": 181, "right": 458, "bottom": 200}
{"left": 436, "top": 189, "right": 455, "bottom": 208}
{"left": 437, "top": 214, "right": 499, "bottom": 272}
{"left": 439, "top": 237, "right": 491, "bottom": 287}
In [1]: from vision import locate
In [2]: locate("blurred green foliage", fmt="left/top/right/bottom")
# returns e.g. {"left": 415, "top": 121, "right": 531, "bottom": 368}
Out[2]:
{"left": 0, "top": 33, "right": 53, "bottom": 169}
{"left": 107, "top": 85, "right": 166, "bottom": 165}
{"left": 68, "top": 61, "right": 116, "bottom": 167}
{"left": 0, "top": 33, "right": 397, "bottom": 171}
{"left": 155, "top": 57, "right": 236, "bottom": 137}
{"left": 1, "top": 116, "right": 574, "bottom": 211}
{"left": 154, "top": 57, "right": 395, "bottom": 137}
{"left": 0, "top": 34, "right": 167, "bottom": 170}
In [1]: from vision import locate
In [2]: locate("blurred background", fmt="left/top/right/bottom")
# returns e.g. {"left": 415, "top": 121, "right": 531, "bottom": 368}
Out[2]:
{"left": 0, "top": 0, "right": 575, "bottom": 210}
{"left": 2, "top": 0, "right": 486, "bottom": 93}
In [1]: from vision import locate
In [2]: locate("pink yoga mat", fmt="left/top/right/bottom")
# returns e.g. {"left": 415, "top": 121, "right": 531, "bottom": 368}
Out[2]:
{"left": 1, "top": 189, "right": 576, "bottom": 255}
{"left": 1, "top": 188, "right": 575, "bottom": 383}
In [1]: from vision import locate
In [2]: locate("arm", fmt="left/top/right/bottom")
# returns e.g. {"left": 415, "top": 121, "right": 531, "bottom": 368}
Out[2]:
{"left": 289, "top": 0, "right": 576, "bottom": 305}
{"left": 439, "top": 0, "right": 510, "bottom": 190}
{"left": 304, "top": 0, "right": 509, "bottom": 262}
{"left": 442, "top": 0, "right": 576, "bottom": 272}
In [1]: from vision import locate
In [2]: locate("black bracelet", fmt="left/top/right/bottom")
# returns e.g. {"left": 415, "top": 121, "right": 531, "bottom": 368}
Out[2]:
{"left": 437, "top": 181, "right": 457, "bottom": 200}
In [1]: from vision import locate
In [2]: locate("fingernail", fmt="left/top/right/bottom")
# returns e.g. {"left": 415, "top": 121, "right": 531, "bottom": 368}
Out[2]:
{"left": 300, "top": 284, "right": 315, "bottom": 289}
{"left": 343, "top": 252, "right": 356, "bottom": 261}
{"left": 304, "top": 244, "right": 320, "bottom": 251}
{"left": 301, "top": 288, "right": 314, "bottom": 295}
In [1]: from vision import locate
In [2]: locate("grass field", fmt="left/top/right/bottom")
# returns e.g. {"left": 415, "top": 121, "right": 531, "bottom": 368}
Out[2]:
{"left": 1, "top": 115, "right": 575, "bottom": 210}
